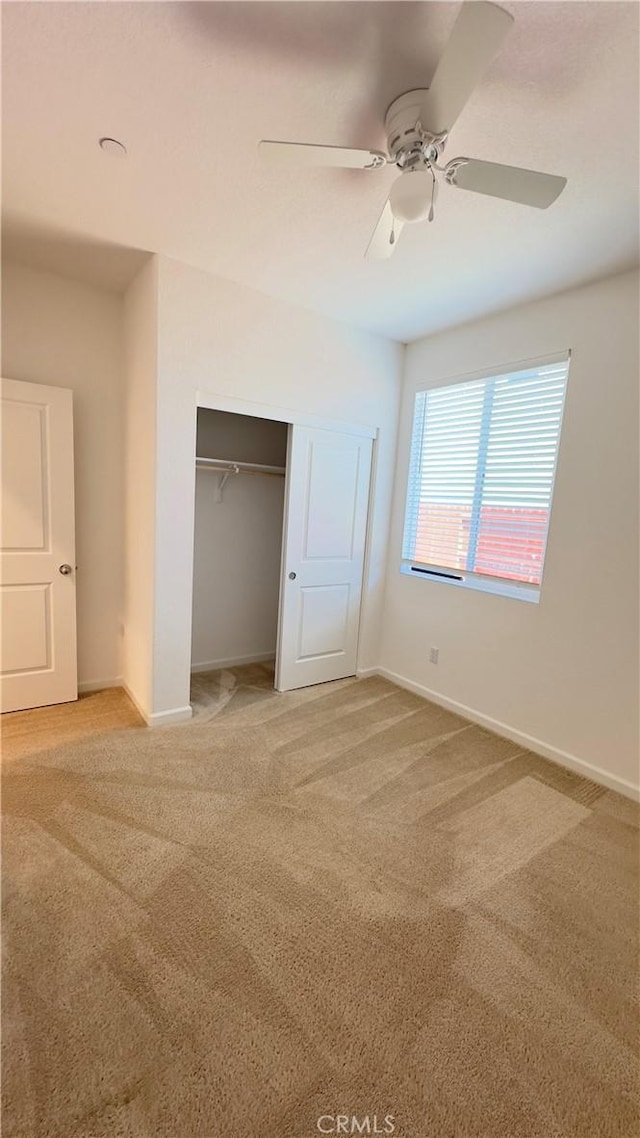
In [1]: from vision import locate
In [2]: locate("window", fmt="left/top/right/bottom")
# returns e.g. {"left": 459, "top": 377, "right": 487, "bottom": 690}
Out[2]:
{"left": 402, "top": 354, "right": 569, "bottom": 601}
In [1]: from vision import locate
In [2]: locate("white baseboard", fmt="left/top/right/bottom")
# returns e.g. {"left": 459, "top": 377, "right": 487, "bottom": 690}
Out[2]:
{"left": 356, "top": 666, "right": 379, "bottom": 678}
{"left": 121, "top": 683, "right": 192, "bottom": 728}
{"left": 78, "top": 676, "right": 123, "bottom": 694}
{"left": 147, "top": 705, "right": 193, "bottom": 727}
{"left": 191, "top": 652, "right": 275, "bottom": 673}
{"left": 121, "top": 682, "right": 149, "bottom": 723}
{"left": 376, "top": 666, "right": 640, "bottom": 802}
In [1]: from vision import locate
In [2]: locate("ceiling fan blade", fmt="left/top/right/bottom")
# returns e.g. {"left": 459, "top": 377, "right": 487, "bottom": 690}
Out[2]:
{"left": 446, "top": 158, "right": 567, "bottom": 208}
{"left": 365, "top": 199, "right": 404, "bottom": 260}
{"left": 419, "top": 2, "right": 514, "bottom": 135}
{"left": 259, "top": 141, "right": 387, "bottom": 170}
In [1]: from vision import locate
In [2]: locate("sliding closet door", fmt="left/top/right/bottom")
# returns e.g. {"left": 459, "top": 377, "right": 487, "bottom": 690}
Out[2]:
{"left": 276, "top": 425, "right": 373, "bottom": 692}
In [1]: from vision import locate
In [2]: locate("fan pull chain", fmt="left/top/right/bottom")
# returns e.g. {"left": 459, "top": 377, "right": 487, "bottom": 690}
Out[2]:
{"left": 428, "top": 166, "right": 437, "bottom": 223}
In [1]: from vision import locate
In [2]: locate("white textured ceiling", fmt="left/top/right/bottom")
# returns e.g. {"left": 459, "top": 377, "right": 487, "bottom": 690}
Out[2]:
{"left": 2, "top": 1, "right": 638, "bottom": 342}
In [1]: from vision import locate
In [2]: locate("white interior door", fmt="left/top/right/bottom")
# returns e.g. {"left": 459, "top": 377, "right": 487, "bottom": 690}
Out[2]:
{"left": 276, "top": 425, "right": 373, "bottom": 692}
{"left": 1, "top": 378, "right": 77, "bottom": 713}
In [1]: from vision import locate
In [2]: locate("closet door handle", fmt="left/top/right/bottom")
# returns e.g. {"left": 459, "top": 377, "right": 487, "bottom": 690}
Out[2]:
{"left": 288, "top": 571, "right": 297, "bottom": 580}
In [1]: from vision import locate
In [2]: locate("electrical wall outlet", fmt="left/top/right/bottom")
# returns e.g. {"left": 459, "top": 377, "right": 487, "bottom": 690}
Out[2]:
{"left": 429, "top": 646, "right": 439, "bottom": 664}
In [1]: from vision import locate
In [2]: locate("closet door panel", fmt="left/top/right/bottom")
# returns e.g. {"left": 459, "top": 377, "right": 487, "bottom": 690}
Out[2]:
{"left": 276, "top": 426, "right": 372, "bottom": 691}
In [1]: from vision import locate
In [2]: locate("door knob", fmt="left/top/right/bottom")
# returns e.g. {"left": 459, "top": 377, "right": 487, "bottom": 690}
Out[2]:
{"left": 288, "top": 571, "right": 297, "bottom": 580}
{"left": 59, "top": 564, "right": 73, "bottom": 575}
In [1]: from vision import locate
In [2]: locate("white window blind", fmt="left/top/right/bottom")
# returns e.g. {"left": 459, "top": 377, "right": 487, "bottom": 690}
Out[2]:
{"left": 402, "top": 356, "right": 569, "bottom": 593}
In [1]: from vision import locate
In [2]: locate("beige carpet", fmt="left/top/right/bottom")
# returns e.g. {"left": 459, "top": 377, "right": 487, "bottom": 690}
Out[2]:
{"left": 1, "top": 687, "right": 144, "bottom": 761}
{"left": 2, "top": 666, "right": 639, "bottom": 1137}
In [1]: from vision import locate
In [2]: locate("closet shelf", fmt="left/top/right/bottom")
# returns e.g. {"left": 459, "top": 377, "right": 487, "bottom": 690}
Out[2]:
{"left": 195, "top": 457, "right": 285, "bottom": 476}
{"left": 195, "top": 456, "right": 285, "bottom": 502}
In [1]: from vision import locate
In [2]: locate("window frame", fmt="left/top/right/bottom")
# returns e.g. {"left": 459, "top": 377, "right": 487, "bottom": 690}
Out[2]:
{"left": 400, "top": 351, "right": 570, "bottom": 604}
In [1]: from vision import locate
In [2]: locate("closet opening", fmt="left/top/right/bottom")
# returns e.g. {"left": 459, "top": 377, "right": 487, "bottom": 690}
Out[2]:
{"left": 191, "top": 407, "right": 288, "bottom": 696}
{"left": 189, "top": 397, "right": 375, "bottom": 707}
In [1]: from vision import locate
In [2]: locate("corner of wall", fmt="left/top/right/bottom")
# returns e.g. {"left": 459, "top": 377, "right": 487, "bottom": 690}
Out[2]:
{"left": 121, "top": 256, "right": 161, "bottom": 717}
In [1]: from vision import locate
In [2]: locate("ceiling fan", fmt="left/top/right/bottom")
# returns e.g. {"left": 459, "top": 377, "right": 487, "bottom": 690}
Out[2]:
{"left": 259, "top": 2, "right": 567, "bottom": 259}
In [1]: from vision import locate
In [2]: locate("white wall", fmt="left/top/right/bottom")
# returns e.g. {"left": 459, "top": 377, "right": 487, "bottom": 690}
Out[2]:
{"left": 380, "top": 270, "right": 640, "bottom": 795}
{"left": 192, "top": 410, "right": 287, "bottom": 669}
{"left": 149, "top": 255, "right": 403, "bottom": 720}
{"left": 1, "top": 260, "right": 125, "bottom": 689}
{"left": 192, "top": 472, "right": 285, "bottom": 669}
{"left": 122, "top": 258, "right": 158, "bottom": 716}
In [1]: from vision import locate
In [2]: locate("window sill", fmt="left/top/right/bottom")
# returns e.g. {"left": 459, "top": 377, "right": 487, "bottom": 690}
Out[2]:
{"left": 400, "top": 562, "right": 540, "bottom": 604}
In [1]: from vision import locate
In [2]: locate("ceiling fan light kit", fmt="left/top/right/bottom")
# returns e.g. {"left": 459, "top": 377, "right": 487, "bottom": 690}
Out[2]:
{"left": 389, "top": 169, "right": 436, "bottom": 224}
{"left": 259, "top": 2, "right": 567, "bottom": 258}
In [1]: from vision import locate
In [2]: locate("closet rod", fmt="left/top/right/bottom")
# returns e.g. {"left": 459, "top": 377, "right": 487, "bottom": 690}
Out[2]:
{"left": 195, "top": 457, "right": 285, "bottom": 477}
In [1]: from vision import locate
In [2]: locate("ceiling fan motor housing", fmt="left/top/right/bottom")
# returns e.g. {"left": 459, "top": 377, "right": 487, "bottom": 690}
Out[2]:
{"left": 385, "top": 89, "right": 447, "bottom": 168}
